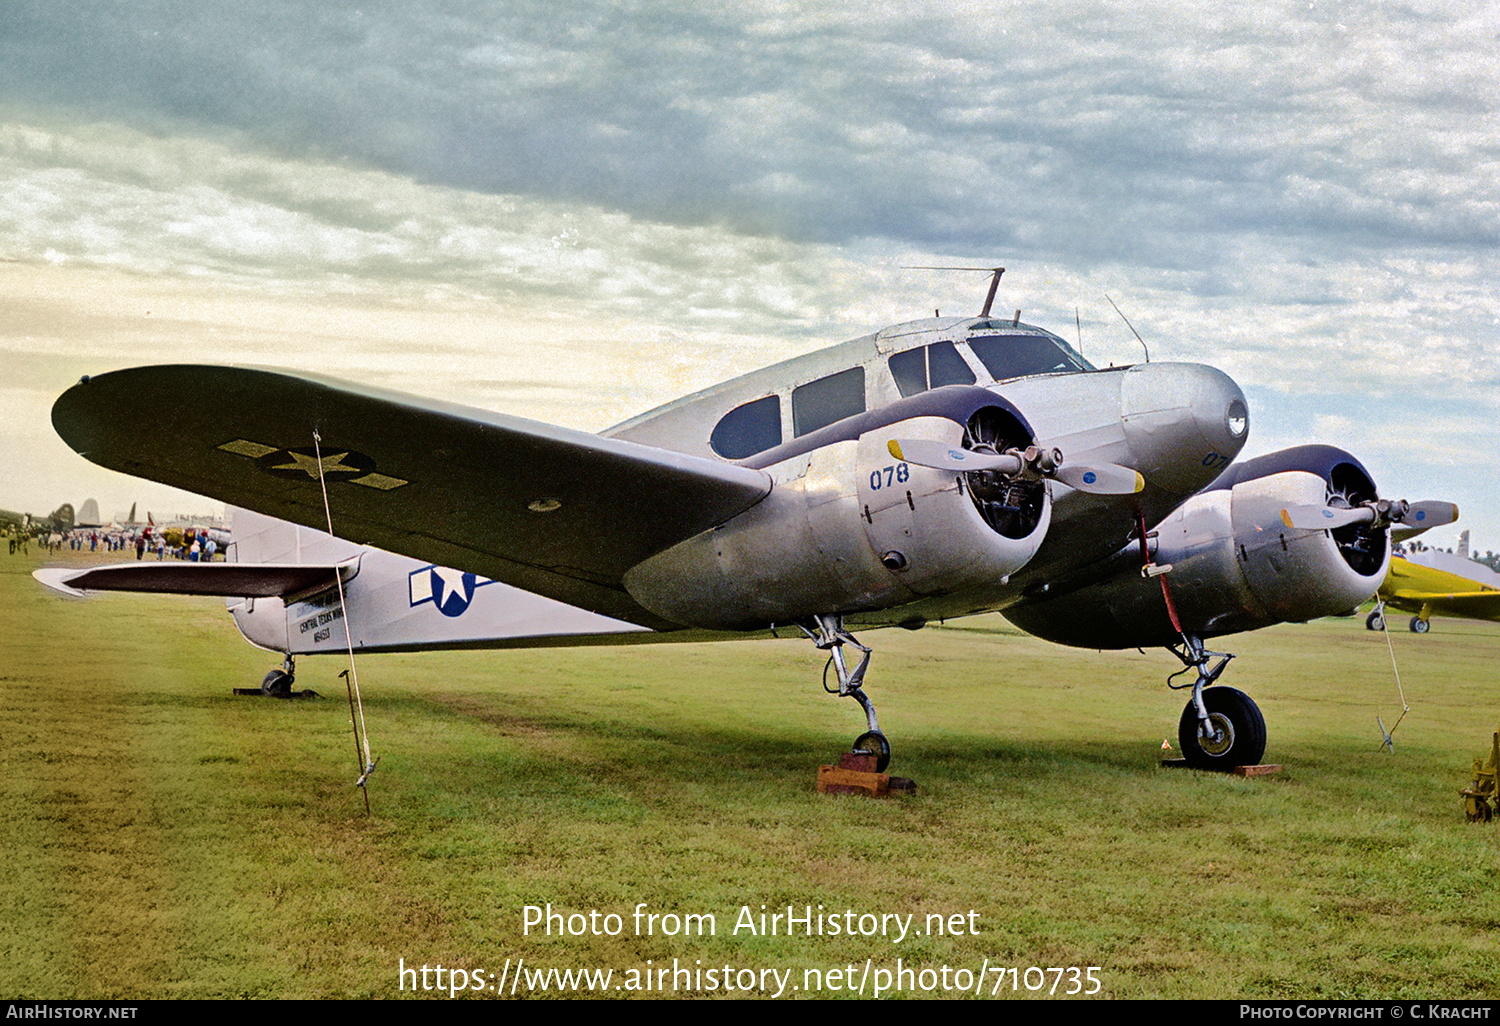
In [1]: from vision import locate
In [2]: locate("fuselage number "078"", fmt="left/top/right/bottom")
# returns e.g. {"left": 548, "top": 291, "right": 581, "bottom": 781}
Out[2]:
{"left": 869, "top": 463, "right": 911, "bottom": 491}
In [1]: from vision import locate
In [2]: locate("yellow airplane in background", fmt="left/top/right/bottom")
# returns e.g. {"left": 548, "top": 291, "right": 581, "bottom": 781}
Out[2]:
{"left": 1366, "top": 549, "right": 1500, "bottom": 633}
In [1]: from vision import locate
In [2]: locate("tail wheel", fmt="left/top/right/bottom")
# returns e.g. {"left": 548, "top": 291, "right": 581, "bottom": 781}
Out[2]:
{"left": 1178, "top": 687, "right": 1266, "bottom": 770}
{"left": 261, "top": 668, "right": 295, "bottom": 698}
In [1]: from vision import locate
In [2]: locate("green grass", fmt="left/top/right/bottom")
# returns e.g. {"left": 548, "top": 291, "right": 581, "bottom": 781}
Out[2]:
{"left": 4, "top": 547, "right": 1500, "bottom": 999}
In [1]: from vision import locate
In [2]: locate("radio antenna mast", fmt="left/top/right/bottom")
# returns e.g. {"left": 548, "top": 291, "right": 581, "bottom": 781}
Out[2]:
{"left": 901, "top": 265, "right": 1006, "bottom": 317}
{"left": 1105, "top": 295, "right": 1150, "bottom": 363}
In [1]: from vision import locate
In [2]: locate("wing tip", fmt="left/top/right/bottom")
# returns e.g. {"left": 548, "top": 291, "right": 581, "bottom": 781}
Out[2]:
{"left": 32, "top": 568, "right": 90, "bottom": 598}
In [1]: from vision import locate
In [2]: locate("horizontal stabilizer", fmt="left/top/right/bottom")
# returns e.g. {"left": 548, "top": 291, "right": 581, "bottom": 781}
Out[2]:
{"left": 34, "top": 562, "right": 349, "bottom": 599}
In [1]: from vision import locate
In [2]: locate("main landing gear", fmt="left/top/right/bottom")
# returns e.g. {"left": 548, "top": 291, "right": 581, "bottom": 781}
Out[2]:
{"left": 1365, "top": 607, "right": 1431, "bottom": 633}
{"left": 1167, "top": 634, "right": 1266, "bottom": 770}
{"left": 804, "top": 614, "right": 891, "bottom": 771}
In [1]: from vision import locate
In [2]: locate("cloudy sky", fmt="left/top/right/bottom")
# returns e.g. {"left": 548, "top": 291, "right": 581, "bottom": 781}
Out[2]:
{"left": 1, "top": 1, "right": 1496, "bottom": 552}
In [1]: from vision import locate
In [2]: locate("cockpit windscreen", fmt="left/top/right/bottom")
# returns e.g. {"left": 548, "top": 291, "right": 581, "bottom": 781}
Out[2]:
{"left": 967, "top": 334, "right": 1094, "bottom": 381}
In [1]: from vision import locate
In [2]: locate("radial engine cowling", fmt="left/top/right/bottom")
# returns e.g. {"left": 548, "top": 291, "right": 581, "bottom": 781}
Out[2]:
{"left": 623, "top": 387, "right": 1052, "bottom": 631}
{"left": 1005, "top": 444, "right": 1390, "bottom": 648}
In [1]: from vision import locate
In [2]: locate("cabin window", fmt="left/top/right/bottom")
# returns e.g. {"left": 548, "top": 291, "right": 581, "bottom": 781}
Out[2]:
{"left": 710, "top": 394, "right": 783, "bottom": 459}
{"left": 966, "top": 334, "right": 1090, "bottom": 381}
{"left": 887, "top": 348, "right": 927, "bottom": 398}
{"left": 888, "top": 341, "right": 977, "bottom": 398}
{"left": 792, "top": 367, "right": 865, "bottom": 437}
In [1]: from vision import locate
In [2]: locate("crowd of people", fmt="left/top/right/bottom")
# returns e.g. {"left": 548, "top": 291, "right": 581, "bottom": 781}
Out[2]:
{"left": 5, "top": 524, "right": 224, "bottom": 561}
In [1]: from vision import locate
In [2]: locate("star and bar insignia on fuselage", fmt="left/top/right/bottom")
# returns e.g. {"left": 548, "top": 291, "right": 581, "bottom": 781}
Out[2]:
{"left": 408, "top": 564, "right": 493, "bottom": 617}
{"left": 217, "top": 439, "right": 409, "bottom": 490}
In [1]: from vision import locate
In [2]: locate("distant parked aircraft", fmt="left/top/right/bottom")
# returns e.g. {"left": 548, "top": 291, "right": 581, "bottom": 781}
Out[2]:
{"left": 1367, "top": 550, "right": 1500, "bottom": 634}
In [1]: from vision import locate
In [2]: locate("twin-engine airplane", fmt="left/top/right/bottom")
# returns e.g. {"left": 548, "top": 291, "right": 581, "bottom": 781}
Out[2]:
{"left": 39, "top": 290, "right": 1455, "bottom": 774}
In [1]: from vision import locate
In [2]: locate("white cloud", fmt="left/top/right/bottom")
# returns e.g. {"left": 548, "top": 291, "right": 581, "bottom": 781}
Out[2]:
{"left": 0, "top": 1, "right": 1495, "bottom": 546}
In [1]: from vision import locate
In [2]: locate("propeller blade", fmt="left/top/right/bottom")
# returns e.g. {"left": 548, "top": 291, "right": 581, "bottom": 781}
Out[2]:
{"left": 886, "top": 438, "right": 1020, "bottom": 474}
{"left": 1282, "top": 498, "right": 1459, "bottom": 535}
{"left": 1403, "top": 500, "right": 1459, "bottom": 529}
{"left": 888, "top": 438, "right": 1143, "bottom": 494}
{"left": 1392, "top": 500, "right": 1459, "bottom": 540}
{"left": 1279, "top": 504, "right": 1376, "bottom": 531}
{"left": 1053, "top": 463, "right": 1145, "bottom": 495}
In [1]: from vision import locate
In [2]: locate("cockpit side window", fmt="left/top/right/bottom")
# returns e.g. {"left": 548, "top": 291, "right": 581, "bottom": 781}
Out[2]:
{"left": 928, "top": 340, "right": 978, "bottom": 388}
{"left": 888, "top": 341, "right": 977, "bottom": 398}
{"left": 710, "top": 394, "right": 783, "bottom": 459}
{"left": 792, "top": 366, "right": 865, "bottom": 436}
{"left": 967, "top": 334, "right": 1090, "bottom": 381}
{"left": 887, "top": 348, "right": 927, "bottom": 398}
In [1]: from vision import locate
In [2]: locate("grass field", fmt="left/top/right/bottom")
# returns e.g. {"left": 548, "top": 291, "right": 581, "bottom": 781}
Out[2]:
{"left": 5, "top": 546, "right": 1500, "bottom": 1000}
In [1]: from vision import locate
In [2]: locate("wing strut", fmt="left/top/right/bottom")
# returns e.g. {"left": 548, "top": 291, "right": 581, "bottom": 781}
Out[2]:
{"left": 313, "top": 428, "right": 378, "bottom": 813}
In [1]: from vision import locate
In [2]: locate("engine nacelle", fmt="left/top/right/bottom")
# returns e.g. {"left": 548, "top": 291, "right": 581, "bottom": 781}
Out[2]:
{"left": 1004, "top": 445, "right": 1390, "bottom": 648}
{"left": 624, "top": 387, "right": 1052, "bottom": 630}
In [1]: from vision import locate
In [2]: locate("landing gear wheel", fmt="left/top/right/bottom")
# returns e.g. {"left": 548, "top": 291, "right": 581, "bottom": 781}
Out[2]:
{"left": 261, "top": 668, "right": 295, "bottom": 698}
{"left": 1178, "top": 687, "right": 1265, "bottom": 771}
{"left": 1365, "top": 610, "right": 1386, "bottom": 631}
{"left": 852, "top": 730, "right": 891, "bottom": 772}
{"left": 1409, "top": 617, "right": 1430, "bottom": 634}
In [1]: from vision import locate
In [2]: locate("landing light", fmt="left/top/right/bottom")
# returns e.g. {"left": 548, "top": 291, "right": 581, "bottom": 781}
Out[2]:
{"left": 1227, "top": 399, "right": 1248, "bottom": 437}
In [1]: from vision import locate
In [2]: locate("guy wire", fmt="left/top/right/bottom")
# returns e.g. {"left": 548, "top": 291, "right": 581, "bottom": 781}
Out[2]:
{"left": 1375, "top": 596, "right": 1410, "bottom": 752}
{"left": 312, "top": 429, "right": 376, "bottom": 811}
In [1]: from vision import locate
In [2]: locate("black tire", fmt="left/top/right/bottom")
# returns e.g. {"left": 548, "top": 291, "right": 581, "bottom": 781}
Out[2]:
{"left": 261, "top": 668, "right": 294, "bottom": 698}
{"left": 1365, "top": 610, "right": 1386, "bottom": 632}
{"left": 1178, "top": 687, "right": 1266, "bottom": 770}
{"left": 1409, "top": 617, "right": 1430, "bottom": 634}
{"left": 852, "top": 730, "right": 891, "bottom": 772}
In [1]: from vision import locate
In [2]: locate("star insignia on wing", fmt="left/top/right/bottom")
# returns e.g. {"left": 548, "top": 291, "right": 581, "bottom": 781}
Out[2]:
{"left": 271, "top": 450, "right": 362, "bottom": 479}
{"left": 217, "top": 439, "right": 410, "bottom": 490}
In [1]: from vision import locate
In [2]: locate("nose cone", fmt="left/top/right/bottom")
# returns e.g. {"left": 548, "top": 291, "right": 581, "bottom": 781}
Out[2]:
{"left": 1120, "top": 363, "right": 1249, "bottom": 494}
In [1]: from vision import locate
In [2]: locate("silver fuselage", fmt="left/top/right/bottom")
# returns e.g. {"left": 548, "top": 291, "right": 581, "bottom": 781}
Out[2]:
{"left": 608, "top": 316, "right": 1248, "bottom": 629}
